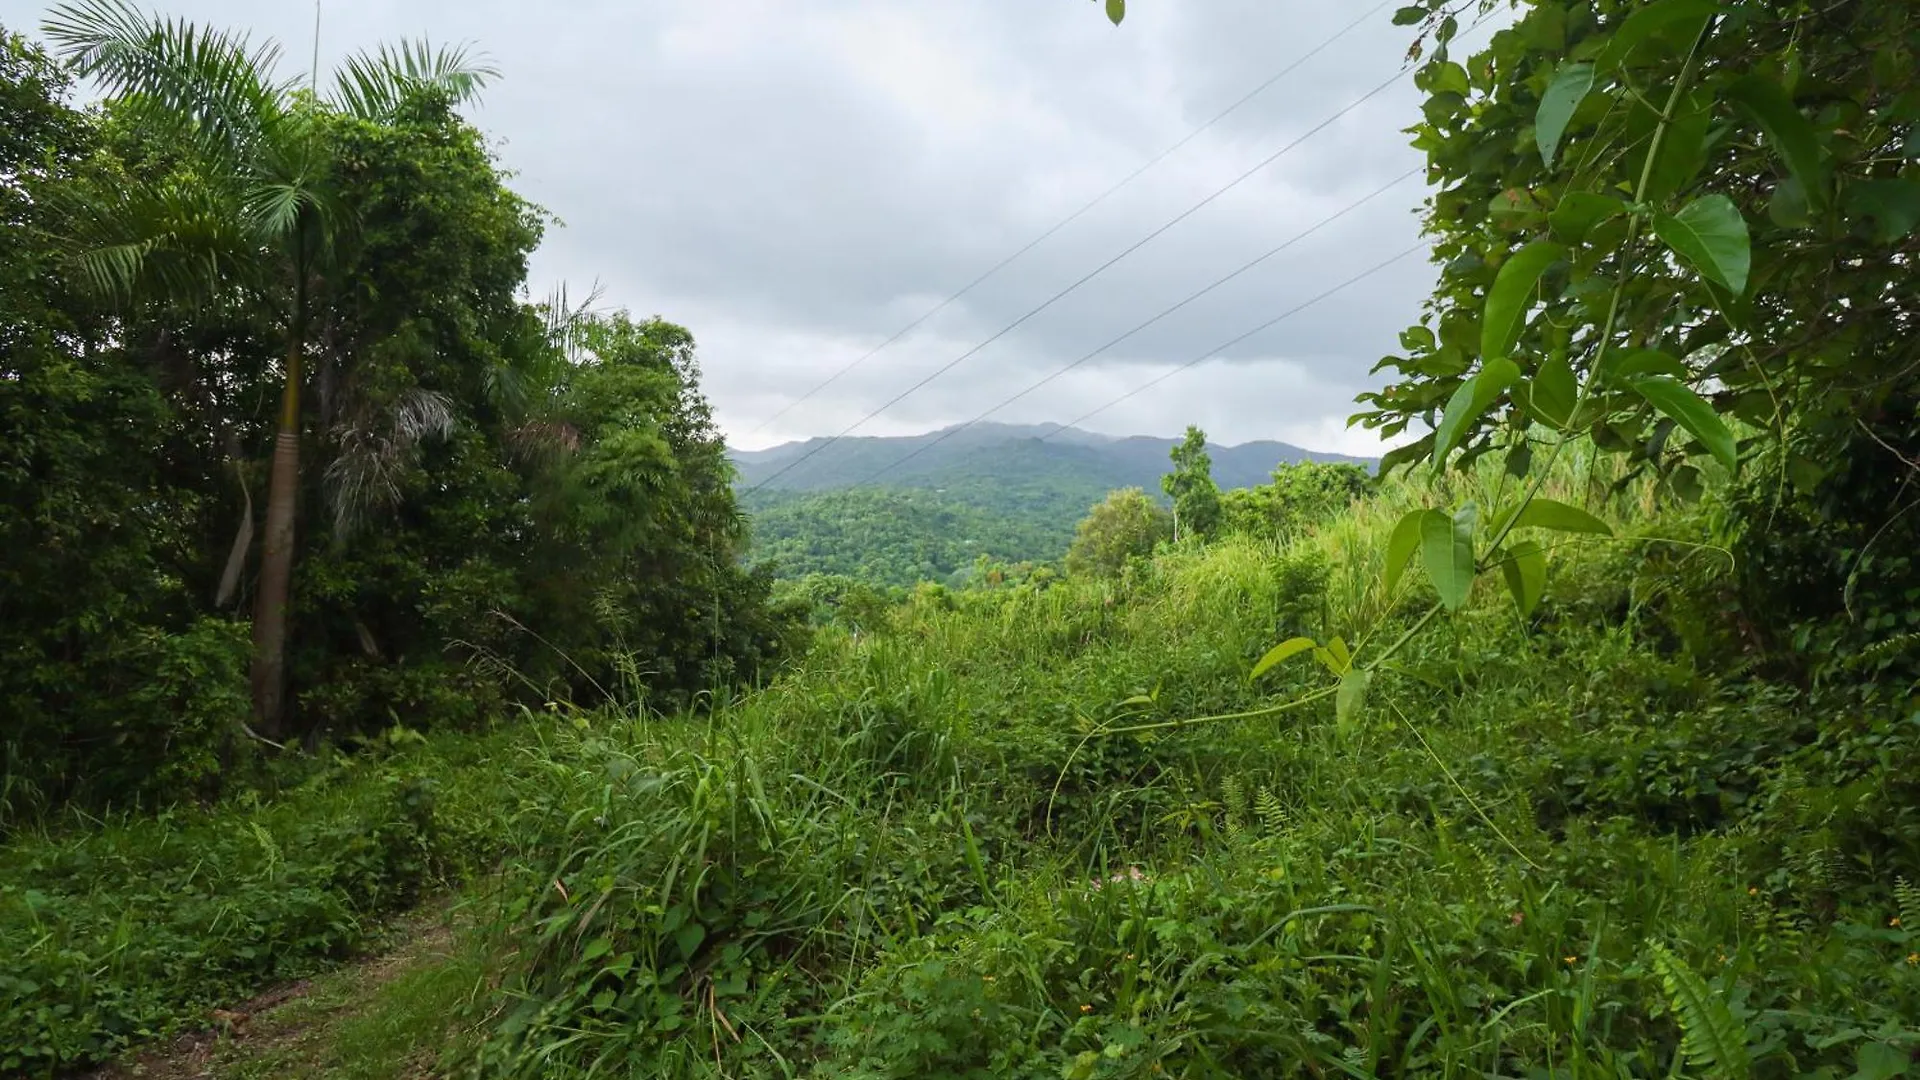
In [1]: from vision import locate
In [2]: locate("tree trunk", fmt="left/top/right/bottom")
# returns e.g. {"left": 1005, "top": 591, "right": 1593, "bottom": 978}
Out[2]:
{"left": 250, "top": 335, "right": 302, "bottom": 738}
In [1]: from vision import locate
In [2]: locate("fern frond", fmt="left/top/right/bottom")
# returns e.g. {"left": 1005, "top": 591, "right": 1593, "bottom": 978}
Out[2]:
{"left": 1254, "top": 786, "right": 1288, "bottom": 834}
{"left": 1855, "top": 631, "right": 1920, "bottom": 667}
{"left": 1220, "top": 774, "right": 1246, "bottom": 838}
{"left": 1648, "top": 942, "right": 1751, "bottom": 1080}
{"left": 1896, "top": 877, "right": 1919, "bottom": 933}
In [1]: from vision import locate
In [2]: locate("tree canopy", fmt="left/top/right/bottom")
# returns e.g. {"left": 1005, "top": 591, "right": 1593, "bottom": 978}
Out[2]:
{"left": 0, "top": 19, "right": 797, "bottom": 817}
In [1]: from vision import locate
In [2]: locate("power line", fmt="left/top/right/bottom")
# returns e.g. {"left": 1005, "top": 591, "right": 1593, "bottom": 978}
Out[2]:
{"left": 857, "top": 167, "right": 1421, "bottom": 485}
{"left": 738, "top": 0, "right": 1396, "bottom": 440}
{"left": 741, "top": 45, "right": 1428, "bottom": 497}
{"left": 1045, "top": 242, "right": 1427, "bottom": 437}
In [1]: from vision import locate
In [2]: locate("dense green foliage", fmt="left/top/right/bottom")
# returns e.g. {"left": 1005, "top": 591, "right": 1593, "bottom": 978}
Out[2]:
{"left": 433, "top": 461, "right": 1920, "bottom": 1078}
{"left": 0, "top": 730, "right": 513, "bottom": 1073}
{"left": 1344, "top": 0, "right": 1920, "bottom": 688}
{"left": 0, "top": 22, "right": 794, "bottom": 820}
{"left": 15, "top": 456, "right": 1918, "bottom": 1075}
{"left": 1220, "top": 459, "right": 1376, "bottom": 540}
{"left": 1065, "top": 487, "right": 1173, "bottom": 577}
{"left": 746, "top": 486, "right": 1072, "bottom": 586}
{"left": 1162, "top": 425, "right": 1223, "bottom": 542}
{"left": 8, "top": 1, "right": 1920, "bottom": 1077}
{"left": 746, "top": 439, "right": 1370, "bottom": 587}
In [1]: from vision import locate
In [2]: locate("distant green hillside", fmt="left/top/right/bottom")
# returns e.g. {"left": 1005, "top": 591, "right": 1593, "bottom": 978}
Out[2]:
{"left": 737, "top": 424, "right": 1374, "bottom": 582}
{"left": 731, "top": 422, "right": 1368, "bottom": 494}
{"left": 743, "top": 487, "right": 1071, "bottom": 586}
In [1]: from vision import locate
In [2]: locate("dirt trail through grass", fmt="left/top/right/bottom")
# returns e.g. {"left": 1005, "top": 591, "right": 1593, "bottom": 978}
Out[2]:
{"left": 86, "top": 902, "right": 483, "bottom": 1080}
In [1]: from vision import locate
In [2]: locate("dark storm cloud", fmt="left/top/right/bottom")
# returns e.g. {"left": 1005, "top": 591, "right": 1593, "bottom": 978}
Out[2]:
{"left": 0, "top": 0, "right": 1476, "bottom": 455}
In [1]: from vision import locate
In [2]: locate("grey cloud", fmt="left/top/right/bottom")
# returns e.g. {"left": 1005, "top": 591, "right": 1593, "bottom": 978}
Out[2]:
{"left": 0, "top": 0, "right": 1451, "bottom": 454}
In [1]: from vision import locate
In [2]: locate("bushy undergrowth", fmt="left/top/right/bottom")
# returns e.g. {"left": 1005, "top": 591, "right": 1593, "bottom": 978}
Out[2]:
{"left": 0, "top": 731, "right": 517, "bottom": 1074}
{"left": 450, "top": 465, "right": 1920, "bottom": 1077}
{"left": 6, "top": 461, "right": 1918, "bottom": 1077}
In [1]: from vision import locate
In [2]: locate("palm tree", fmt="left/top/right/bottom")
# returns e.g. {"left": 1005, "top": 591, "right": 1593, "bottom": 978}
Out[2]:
{"left": 43, "top": 0, "right": 496, "bottom": 737}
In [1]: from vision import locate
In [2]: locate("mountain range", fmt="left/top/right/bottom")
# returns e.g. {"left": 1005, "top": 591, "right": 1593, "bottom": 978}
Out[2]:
{"left": 732, "top": 423, "right": 1374, "bottom": 586}
{"left": 731, "top": 422, "right": 1370, "bottom": 494}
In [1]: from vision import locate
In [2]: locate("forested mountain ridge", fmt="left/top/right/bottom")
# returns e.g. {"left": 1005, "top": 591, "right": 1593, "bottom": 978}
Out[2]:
{"left": 737, "top": 423, "right": 1375, "bottom": 583}
{"left": 729, "top": 421, "right": 1371, "bottom": 493}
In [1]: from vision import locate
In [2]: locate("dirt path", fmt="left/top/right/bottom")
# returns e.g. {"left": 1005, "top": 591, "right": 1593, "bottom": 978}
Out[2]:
{"left": 87, "top": 902, "right": 479, "bottom": 1080}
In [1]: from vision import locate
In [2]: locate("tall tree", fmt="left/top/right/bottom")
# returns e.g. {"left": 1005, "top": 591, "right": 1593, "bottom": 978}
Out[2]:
{"left": 1162, "top": 424, "right": 1222, "bottom": 542}
{"left": 1066, "top": 487, "right": 1171, "bottom": 577}
{"left": 42, "top": 0, "right": 495, "bottom": 736}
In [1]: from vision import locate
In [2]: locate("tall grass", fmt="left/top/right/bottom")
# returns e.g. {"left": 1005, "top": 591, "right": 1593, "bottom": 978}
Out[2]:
{"left": 6, "top": 452, "right": 1913, "bottom": 1076}
{"left": 452, "top": 458, "right": 1917, "bottom": 1076}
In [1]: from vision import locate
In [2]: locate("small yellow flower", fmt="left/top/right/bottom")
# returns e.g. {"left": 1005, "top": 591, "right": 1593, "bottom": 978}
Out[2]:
{"left": 982, "top": 975, "right": 994, "bottom": 982}
{"left": 1563, "top": 955, "right": 1578, "bottom": 965}
{"left": 1747, "top": 886, "right": 1759, "bottom": 896}
{"left": 1080, "top": 1004, "right": 1094, "bottom": 1013}
{"left": 1907, "top": 953, "right": 1919, "bottom": 967}
{"left": 1124, "top": 953, "right": 1135, "bottom": 961}
{"left": 1891, "top": 917, "right": 1903, "bottom": 928}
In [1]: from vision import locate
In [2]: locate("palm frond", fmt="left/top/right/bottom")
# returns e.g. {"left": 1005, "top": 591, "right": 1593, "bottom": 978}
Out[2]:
{"left": 330, "top": 38, "right": 498, "bottom": 121}
{"left": 53, "top": 171, "right": 262, "bottom": 305}
{"left": 325, "top": 387, "right": 457, "bottom": 535}
{"left": 43, "top": 0, "right": 288, "bottom": 172}
{"left": 543, "top": 280, "right": 605, "bottom": 364}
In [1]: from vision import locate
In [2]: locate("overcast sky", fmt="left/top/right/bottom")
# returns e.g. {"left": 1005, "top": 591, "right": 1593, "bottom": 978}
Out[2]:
{"left": 1, "top": 0, "right": 1475, "bottom": 454}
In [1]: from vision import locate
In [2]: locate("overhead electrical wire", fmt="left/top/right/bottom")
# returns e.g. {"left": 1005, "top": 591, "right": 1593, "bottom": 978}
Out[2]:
{"left": 737, "top": 0, "right": 1396, "bottom": 439}
{"left": 1045, "top": 242, "right": 1427, "bottom": 437}
{"left": 854, "top": 166, "right": 1422, "bottom": 485}
{"left": 741, "top": 37, "right": 1432, "bottom": 496}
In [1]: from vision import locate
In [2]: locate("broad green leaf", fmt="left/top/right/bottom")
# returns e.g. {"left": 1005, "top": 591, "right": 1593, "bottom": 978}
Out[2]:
{"left": 1632, "top": 375, "right": 1738, "bottom": 471}
{"left": 1653, "top": 195, "right": 1751, "bottom": 296}
{"left": 1536, "top": 61, "right": 1595, "bottom": 168}
{"left": 1335, "top": 667, "right": 1372, "bottom": 735}
{"left": 1251, "top": 636, "right": 1317, "bottom": 681}
{"left": 1384, "top": 508, "right": 1425, "bottom": 598}
{"left": 1481, "top": 241, "right": 1565, "bottom": 364}
{"left": 1599, "top": 0, "right": 1720, "bottom": 71}
{"left": 1550, "top": 192, "right": 1626, "bottom": 243}
{"left": 1769, "top": 176, "right": 1811, "bottom": 229}
{"left": 674, "top": 921, "right": 705, "bottom": 961}
{"left": 1852, "top": 1042, "right": 1908, "bottom": 1080}
{"left": 1433, "top": 356, "right": 1521, "bottom": 468}
{"left": 1431, "top": 62, "right": 1470, "bottom": 97}
{"left": 1504, "top": 440, "right": 1534, "bottom": 479}
{"left": 582, "top": 937, "right": 613, "bottom": 961}
{"left": 1103, "top": 0, "right": 1125, "bottom": 25}
{"left": 1531, "top": 351, "right": 1577, "bottom": 429}
{"left": 1324, "top": 635, "right": 1352, "bottom": 674}
{"left": 1489, "top": 189, "right": 1544, "bottom": 231}
{"left": 1725, "top": 75, "right": 1828, "bottom": 209}
{"left": 1668, "top": 464, "right": 1704, "bottom": 504}
{"left": 1600, "top": 348, "right": 1688, "bottom": 386}
{"left": 1421, "top": 505, "right": 1476, "bottom": 611}
{"left": 1845, "top": 178, "right": 1920, "bottom": 244}
{"left": 1377, "top": 434, "right": 1435, "bottom": 477}
{"left": 1511, "top": 498, "right": 1614, "bottom": 536}
{"left": 1500, "top": 539, "right": 1547, "bottom": 617}
{"left": 1644, "top": 89, "right": 1714, "bottom": 204}
{"left": 1392, "top": 5, "right": 1426, "bottom": 27}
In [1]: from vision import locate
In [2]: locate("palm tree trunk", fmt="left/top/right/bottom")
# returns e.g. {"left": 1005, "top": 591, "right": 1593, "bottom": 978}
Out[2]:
{"left": 250, "top": 332, "right": 301, "bottom": 738}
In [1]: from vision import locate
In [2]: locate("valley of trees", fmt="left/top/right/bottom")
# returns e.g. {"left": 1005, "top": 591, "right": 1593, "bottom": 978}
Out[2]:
{"left": 4, "top": 1, "right": 1920, "bottom": 1078}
